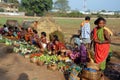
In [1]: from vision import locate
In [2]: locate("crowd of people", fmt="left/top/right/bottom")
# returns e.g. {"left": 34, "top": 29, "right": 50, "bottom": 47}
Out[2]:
{"left": 0, "top": 16, "right": 113, "bottom": 72}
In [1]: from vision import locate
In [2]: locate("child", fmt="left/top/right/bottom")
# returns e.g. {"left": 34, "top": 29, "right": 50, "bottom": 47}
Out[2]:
{"left": 80, "top": 16, "right": 91, "bottom": 49}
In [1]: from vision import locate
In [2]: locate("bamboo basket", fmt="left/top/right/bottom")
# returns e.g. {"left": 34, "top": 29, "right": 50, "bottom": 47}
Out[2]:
{"left": 87, "top": 62, "right": 100, "bottom": 70}
{"left": 81, "top": 78, "right": 88, "bottom": 80}
{"left": 81, "top": 69, "right": 102, "bottom": 80}
{"left": 81, "top": 50, "right": 102, "bottom": 80}
{"left": 24, "top": 54, "right": 31, "bottom": 59}
{"left": 30, "top": 57, "right": 38, "bottom": 63}
{"left": 47, "top": 64, "right": 58, "bottom": 71}
{"left": 36, "top": 61, "right": 44, "bottom": 66}
{"left": 87, "top": 50, "right": 100, "bottom": 70}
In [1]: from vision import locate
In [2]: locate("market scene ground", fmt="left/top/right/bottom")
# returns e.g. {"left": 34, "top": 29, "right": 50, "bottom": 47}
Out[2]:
{"left": 0, "top": 16, "right": 120, "bottom": 80}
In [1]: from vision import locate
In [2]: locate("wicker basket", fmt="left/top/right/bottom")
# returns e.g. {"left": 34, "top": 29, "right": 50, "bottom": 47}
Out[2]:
{"left": 81, "top": 70, "right": 102, "bottom": 80}
{"left": 87, "top": 62, "right": 100, "bottom": 70}
{"left": 24, "top": 54, "right": 31, "bottom": 59}
{"left": 47, "top": 64, "right": 58, "bottom": 71}
{"left": 69, "top": 73, "right": 80, "bottom": 80}
{"left": 30, "top": 57, "right": 38, "bottom": 63}
{"left": 36, "top": 61, "right": 44, "bottom": 66}
{"left": 81, "top": 78, "right": 88, "bottom": 80}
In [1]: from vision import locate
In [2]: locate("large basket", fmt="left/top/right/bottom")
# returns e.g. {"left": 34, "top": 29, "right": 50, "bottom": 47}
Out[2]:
{"left": 81, "top": 70, "right": 102, "bottom": 80}
{"left": 87, "top": 62, "right": 100, "bottom": 70}
{"left": 30, "top": 57, "right": 38, "bottom": 63}
{"left": 36, "top": 61, "right": 44, "bottom": 66}
{"left": 24, "top": 54, "right": 31, "bottom": 59}
{"left": 47, "top": 64, "right": 58, "bottom": 71}
{"left": 81, "top": 78, "right": 88, "bottom": 80}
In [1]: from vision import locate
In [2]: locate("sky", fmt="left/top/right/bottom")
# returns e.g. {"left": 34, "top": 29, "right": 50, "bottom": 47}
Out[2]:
{"left": 18, "top": 0, "right": 120, "bottom": 11}
{"left": 68, "top": 0, "right": 120, "bottom": 11}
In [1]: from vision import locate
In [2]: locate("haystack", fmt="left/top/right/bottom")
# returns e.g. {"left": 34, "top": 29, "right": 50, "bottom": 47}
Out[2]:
{"left": 37, "top": 17, "right": 62, "bottom": 40}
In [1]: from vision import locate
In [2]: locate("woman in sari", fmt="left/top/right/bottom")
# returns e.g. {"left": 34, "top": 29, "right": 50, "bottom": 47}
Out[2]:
{"left": 92, "top": 17, "right": 111, "bottom": 71}
{"left": 25, "top": 28, "right": 33, "bottom": 42}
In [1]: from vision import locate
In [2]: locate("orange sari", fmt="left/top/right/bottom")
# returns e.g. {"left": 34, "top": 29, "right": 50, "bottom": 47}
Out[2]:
{"left": 93, "top": 27, "right": 110, "bottom": 64}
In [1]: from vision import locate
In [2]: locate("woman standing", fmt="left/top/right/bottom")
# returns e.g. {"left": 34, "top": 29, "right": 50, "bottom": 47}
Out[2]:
{"left": 92, "top": 17, "right": 111, "bottom": 71}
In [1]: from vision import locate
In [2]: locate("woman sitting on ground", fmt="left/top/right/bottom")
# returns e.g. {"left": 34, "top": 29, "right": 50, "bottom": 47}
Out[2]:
{"left": 47, "top": 35, "right": 59, "bottom": 51}
{"left": 52, "top": 39, "right": 66, "bottom": 54}
{"left": 7, "top": 27, "right": 14, "bottom": 37}
{"left": 18, "top": 28, "right": 26, "bottom": 40}
{"left": 37, "top": 32, "right": 47, "bottom": 50}
{"left": 25, "top": 28, "right": 33, "bottom": 42}
{"left": 30, "top": 30, "right": 39, "bottom": 45}
{"left": 2, "top": 24, "right": 9, "bottom": 35}
{"left": 13, "top": 27, "right": 19, "bottom": 39}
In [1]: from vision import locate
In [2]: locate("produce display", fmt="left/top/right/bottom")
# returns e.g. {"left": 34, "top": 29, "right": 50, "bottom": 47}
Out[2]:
{"left": 0, "top": 35, "right": 83, "bottom": 79}
{"left": 0, "top": 35, "right": 5, "bottom": 43}
{"left": 30, "top": 53, "right": 42, "bottom": 58}
{"left": 37, "top": 54, "right": 58, "bottom": 64}
{"left": 57, "top": 61, "right": 66, "bottom": 69}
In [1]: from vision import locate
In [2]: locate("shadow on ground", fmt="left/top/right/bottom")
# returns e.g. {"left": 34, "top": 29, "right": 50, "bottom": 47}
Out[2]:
{"left": 0, "top": 68, "right": 9, "bottom": 80}
{"left": 112, "top": 51, "right": 120, "bottom": 60}
{"left": 111, "top": 43, "right": 120, "bottom": 46}
{"left": 0, "top": 44, "right": 13, "bottom": 59}
{"left": 17, "top": 73, "right": 29, "bottom": 80}
{"left": 105, "top": 62, "right": 120, "bottom": 80}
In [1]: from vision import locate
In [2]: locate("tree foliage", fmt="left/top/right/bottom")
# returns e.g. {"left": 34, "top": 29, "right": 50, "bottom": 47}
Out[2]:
{"left": 4, "top": 0, "right": 19, "bottom": 4}
{"left": 21, "top": 0, "right": 53, "bottom": 16}
{"left": 54, "top": 0, "right": 70, "bottom": 13}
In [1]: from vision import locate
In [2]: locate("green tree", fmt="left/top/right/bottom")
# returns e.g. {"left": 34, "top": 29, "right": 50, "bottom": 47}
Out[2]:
{"left": 101, "top": 10, "right": 106, "bottom": 12}
{"left": 54, "top": 0, "right": 70, "bottom": 13}
{"left": 4, "top": 0, "right": 19, "bottom": 4}
{"left": 21, "top": 0, "right": 53, "bottom": 16}
{"left": 0, "top": 8, "right": 4, "bottom": 12}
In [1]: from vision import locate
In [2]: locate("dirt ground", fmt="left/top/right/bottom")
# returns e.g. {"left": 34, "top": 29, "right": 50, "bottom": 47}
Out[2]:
{"left": 0, "top": 44, "right": 65, "bottom": 80}
{"left": 0, "top": 36, "right": 120, "bottom": 80}
{"left": 0, "top": 32, "right": 120, "bottom": 80}
{"left": 0, "top": 42, "right": 120, "bottom": 80}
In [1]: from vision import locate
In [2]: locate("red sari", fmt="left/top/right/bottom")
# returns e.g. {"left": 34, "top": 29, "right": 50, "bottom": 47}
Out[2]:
{"left": 54, "top": 42, "right": 66, "bottom": 51}
{"left": 93, "top": 27, "right": 110, "bottom": 64}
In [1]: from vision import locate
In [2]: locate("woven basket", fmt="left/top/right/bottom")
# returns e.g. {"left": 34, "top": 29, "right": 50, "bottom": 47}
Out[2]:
{"left": 81, "top": 78, "right": 88, "bottom": 80}
{"left": 36, "top": 61, "right": 44, "bottom": 66}
{"left": 81, "top": 70, "right": 102, "bottom": 80}
{"left": 87, "top": 62, "right": 100, "bottom": 70}
{"left": 47, "top": 64, "right": 58, "bottom": 71}
{"left": 69, "top": 73, "right": 80, "bottom": 80}
{"left": 13, "top": 43, "right": 20, "bottom": 47}
{"left": 30, "top": 57, "right": 38, "bottom": 63}
{"left": 24, "top": 54, "right": 30, "bottom": 59}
